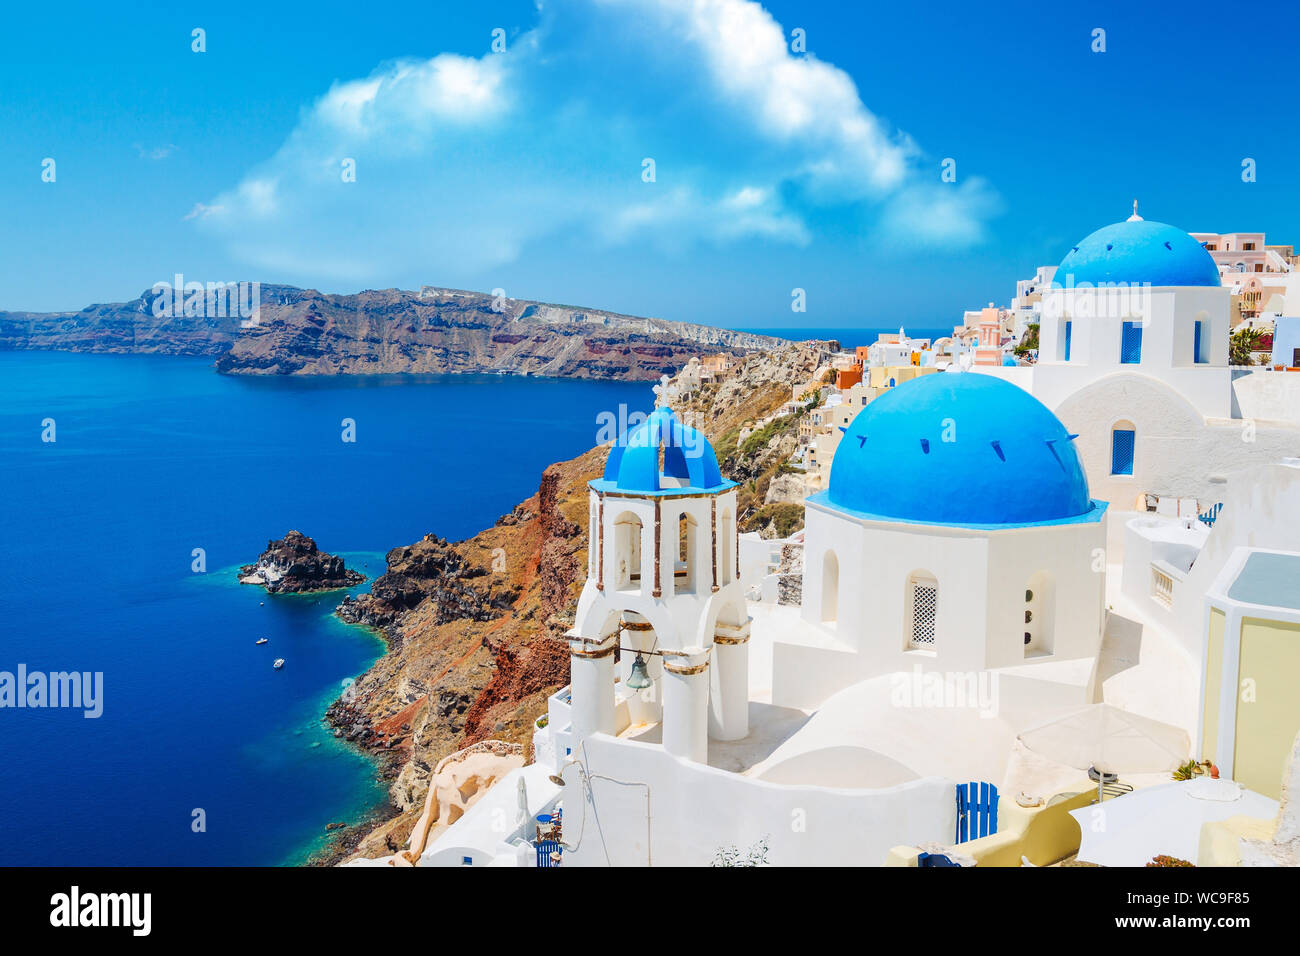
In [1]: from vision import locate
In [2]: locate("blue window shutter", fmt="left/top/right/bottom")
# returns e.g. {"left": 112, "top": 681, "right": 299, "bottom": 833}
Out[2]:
{"left": 1064, "top": 321, "right": 1072, "bottom": 361}
{"left": 1111, "top": 429, "right": 1135, "bottom": 476}
{"left": 1194, "top": 321, "right": 1204, "bottom": 363}
{"left": 1121, "top": 322, "right": 1143, "bottom": 364}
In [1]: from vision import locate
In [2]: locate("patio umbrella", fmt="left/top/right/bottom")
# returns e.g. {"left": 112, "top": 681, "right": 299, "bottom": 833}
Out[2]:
{"left": 516, "top": 776, "right": 530, "bottom": 830}
{"left": 1068, "top": 778, "right": 1278, "bottom": 866}
{"left": 1017, "top": 703, "right": 1190, "bottom": 804}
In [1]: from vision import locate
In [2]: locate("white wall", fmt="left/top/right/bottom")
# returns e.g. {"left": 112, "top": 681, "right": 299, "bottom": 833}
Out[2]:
{"left": 802, "top": 501, "right": 1104, "bottom": 672}
{"left": 1053, "top": 375, "right": 1300, "bottom": 508}
{"left": 1038, "top": 287, "right": 1233, "bottom": 418}
{"left": 560, "top": 734, "right": 956, "bottom": 866}
{"left": 1168, "top": 461, "right": 1300, "bottom": 658}
{"left": 1233, "top": 370, "right": 1300, "bottom": 426}
{"left": 785, "top": 502, "right": 1106, "bottom": 707}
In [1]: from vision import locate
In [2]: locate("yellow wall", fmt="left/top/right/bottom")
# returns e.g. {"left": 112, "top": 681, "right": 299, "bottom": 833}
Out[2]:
{"left": 885, "top": 785, "right": 1094, "bottom": 867}
{"left": 1234, "top": 616, "right": 1300, "bottom": 800}
{"left": 1201, "top": 607, "right": 1225, "bottom": 765}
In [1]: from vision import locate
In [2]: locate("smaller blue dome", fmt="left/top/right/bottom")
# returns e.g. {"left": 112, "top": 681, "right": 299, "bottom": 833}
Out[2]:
{"left": 825, "top": 373, "right": 1100, "bottom": 526}
{"left": 1052, "top": 219, "right": 1220, "bottom": 289}
{"left": 593, "top": 407, "right": 731, "bottom": 495}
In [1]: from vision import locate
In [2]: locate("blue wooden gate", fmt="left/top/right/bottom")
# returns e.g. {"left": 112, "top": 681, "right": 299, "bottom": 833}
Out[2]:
{"left": 956, "top": 782, "right": 999, "bottom": 843}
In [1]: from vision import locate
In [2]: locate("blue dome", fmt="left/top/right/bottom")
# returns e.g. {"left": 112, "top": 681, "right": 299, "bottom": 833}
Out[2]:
{"left": 593, "top": 407, "right": 731, "bottom": 495}
{"left": 824, "top": 373, "right": 1098, "bottom": 526}
{"left": 1052, "top": 219, "right": 1220, "bottom": 289}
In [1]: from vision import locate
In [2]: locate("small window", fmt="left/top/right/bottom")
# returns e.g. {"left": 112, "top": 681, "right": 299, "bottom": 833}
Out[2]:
{"left": 1244, "top": 242, "right": 1255, "bottom": 251}
{"left": 1111, "top": 428, "right": 1136, "bottom": 476}
{"left": 1063, "top": 320, "right": 1073, "bottom": 362}
{"left": 462, "top": 856, "right": 473, "bottom": 866}
{"left": 1120, "top": 322, "right": 1143, "bottom": 364}
{"left": 907, "top": 573, "right": 938, "bottom": 650}
{"left": 1193, "top": 320, "right": 1207, "bottom": 364}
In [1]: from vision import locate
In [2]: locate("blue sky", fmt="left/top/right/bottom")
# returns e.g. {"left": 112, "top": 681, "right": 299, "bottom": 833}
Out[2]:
{"left": 2, "top": 0, "right": 1298, "bottom": 328}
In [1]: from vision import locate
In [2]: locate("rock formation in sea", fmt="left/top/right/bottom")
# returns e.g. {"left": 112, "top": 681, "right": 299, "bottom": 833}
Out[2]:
{"left": 317, "top": 340, "right": 832, "bottom": 863}
{"left": 0, "top": 283, "right": 783, "bottom": 381}
{"left": 238, "top": 531, "right": 365, "bottom": 593}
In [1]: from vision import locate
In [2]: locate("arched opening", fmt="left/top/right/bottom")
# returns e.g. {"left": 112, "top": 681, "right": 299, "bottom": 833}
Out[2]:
{"left": 1023, "top": 571, "right": 1055, "bottom": 657}
{"left": 589, "top": 501, "right": 599, "bottom": 577}
{"left": 1059, "top": 315, "right": 1073, "bottom": 362}
{"left": 821, "top": 550, "right": 839, "bottom": 623}
{"left": 1110, "top": 420, "right": 1136, "bottom": 476}
{"left": 905, "top": 570, "right": 938, "bottom": 651}
{"left": 613, "top": 512, "right": 643, "bottom": 592}
{"left": 718, "top": 508, "right": 735, "bottom": 585}
{"left": 675, "top": 512, "right": 697, "bottom": 594}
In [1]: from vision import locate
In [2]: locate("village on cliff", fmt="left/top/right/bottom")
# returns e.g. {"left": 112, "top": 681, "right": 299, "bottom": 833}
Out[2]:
{"left": 348, "top": 210, "right": 1300, "bottom": 869}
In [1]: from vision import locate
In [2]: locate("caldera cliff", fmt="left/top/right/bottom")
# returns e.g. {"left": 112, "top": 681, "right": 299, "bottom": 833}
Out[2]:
{"left": 319, "top": 340, "right": 833, "bottom": 863}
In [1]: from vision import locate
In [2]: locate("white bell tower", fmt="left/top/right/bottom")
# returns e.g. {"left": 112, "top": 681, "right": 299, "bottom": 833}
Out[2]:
{"left": 566, "top": 407, "right": 750, "bottom": 765}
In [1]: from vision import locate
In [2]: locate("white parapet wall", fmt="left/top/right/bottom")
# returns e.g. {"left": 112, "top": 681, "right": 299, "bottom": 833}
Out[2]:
{"left": 558, "top": 734, "right": 956, "bottom": 866}
{"left": 1232, "top": 369, "right": 1300, "bottom": 426}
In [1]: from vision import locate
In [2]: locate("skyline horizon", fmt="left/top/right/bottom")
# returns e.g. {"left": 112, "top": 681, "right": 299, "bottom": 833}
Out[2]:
{"left": 4, "top": 0, "right": 1296, "bottom": 323}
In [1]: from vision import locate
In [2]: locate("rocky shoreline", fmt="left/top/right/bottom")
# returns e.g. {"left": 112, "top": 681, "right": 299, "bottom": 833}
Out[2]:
{"left": 238, "top": 531, "right": 365, "bottom": 593}
{"left": 309, "top": 341, "right": 832, "bottom": 863}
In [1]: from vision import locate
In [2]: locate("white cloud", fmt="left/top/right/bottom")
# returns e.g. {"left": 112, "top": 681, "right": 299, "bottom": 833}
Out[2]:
{"left": 196, "top": 0, "right": 998, "bottom": 283}
{"left": 135, "top": 143, "right": 177, "bottom": 161}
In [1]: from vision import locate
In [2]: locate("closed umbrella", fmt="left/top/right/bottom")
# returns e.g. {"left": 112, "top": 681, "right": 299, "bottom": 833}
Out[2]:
{"left": 1017, "top": 703, "right": 1190, "bottom": 804}
{"left": 516, "top": 776, "right": 530, "bottom": 830}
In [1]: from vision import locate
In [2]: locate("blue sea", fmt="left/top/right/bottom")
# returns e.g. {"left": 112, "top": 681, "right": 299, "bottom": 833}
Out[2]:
{"left": 0, "top": 352, "right": 649, "bottom": 865}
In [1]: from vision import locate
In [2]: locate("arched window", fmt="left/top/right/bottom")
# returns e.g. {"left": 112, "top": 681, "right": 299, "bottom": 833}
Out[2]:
{"left": 821, "top": 550, "right": 839, "bottom": 623}
{"left": 675, "top": 512, "right": 697, "bottom": 594}
{"left": 1110, "top": 421, "right": 1136, "bottom": 476}
{"left": 613, "top": 512, "right": 643, "bottom": 591}
{"left": 718, "top": 508, "right": 735, "bottom": 585}
{"left": 906, "top": 571, "right": 938, "bottom": 650}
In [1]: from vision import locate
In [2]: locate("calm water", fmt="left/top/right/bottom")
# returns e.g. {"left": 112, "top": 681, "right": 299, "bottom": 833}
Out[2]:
{"left": 0, "top": 352, "right": 649, "bottom": 865}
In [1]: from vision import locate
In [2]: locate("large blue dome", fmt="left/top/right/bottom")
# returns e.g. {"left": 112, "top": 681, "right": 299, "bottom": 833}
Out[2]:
{"left": 823, "top": 373, "right": 1100, "bottom": 526}
{"left": 593, "top": 407, "right": 732, "bottom": 495}
{"left": 1051, "top": 219, "right": 1220, "bottom": 289}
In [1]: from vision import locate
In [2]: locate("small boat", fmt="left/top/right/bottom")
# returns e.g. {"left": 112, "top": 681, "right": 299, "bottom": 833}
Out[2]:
{"left": 273, "top": 659, "right": 285, "bottom": 670}
{"left": 256, "top": 638, "right": 268, "bottom": 645}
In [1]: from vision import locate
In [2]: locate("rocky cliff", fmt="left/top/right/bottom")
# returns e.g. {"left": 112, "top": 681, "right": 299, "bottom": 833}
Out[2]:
{"left": 0, "top": 284, "right": 782, "bottom": 381}
{"left": 238, "top": 531, "right": 365, "bottom": 593}
{"left": 317, "top": 340, "right": 832, "bottom": 863}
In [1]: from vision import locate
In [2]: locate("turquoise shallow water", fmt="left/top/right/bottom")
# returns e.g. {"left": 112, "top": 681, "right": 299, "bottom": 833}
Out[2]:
{"left": 0, "top": 351, "right": 650, "bottom": 865}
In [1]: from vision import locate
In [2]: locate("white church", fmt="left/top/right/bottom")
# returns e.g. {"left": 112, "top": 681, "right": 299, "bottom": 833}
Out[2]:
{"left": 399, "top": 211, "right": 1300, "bottom": 868}
{"left": 981, "top": 207, "right": 1300, "bottom": 512}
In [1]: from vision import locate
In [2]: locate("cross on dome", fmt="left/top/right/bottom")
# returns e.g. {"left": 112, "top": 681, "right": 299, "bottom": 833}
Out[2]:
{"left": 1127, "top": 199, "right": 1143, "bottom": 222}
